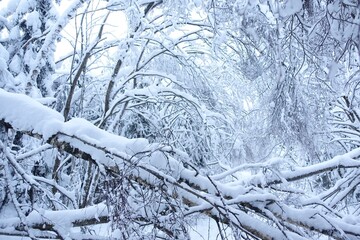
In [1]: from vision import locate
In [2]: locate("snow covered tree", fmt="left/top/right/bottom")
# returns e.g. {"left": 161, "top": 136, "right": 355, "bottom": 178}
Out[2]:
{"left": 1, "top": 0, "right": 360, "bottom": 239}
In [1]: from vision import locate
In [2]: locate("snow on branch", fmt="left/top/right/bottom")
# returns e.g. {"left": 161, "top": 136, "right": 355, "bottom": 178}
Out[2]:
{"left": 2, "top": 89, "right": 360, "bottom": 239}
{"left": 244, "top": 147, "right": 360, "bottom": 187}
{"left": 0, "top": 203, "right": 108, "bottom": 239}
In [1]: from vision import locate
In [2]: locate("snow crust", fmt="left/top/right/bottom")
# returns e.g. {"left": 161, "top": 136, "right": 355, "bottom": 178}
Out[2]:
{"left": 64, "top": 118, "right": 148, "bottom": 155}
{"left": 0, "top": 89, "right": 64, "bottom": 139}
{"left": 0, "top": 89, "right": 148, "bottom": 158}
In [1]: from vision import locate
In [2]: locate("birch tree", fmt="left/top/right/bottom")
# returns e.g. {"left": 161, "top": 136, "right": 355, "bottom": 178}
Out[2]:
{"left": 1, "top": 0, "right": 360, "bottom": 239}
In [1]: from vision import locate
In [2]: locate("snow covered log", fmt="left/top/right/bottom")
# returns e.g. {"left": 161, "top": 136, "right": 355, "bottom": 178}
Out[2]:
{"left": 0, "top": 203, "right": 109, "bottom": 239}
{"left": 2, "top": 89, "right": 360, "bottom": 239}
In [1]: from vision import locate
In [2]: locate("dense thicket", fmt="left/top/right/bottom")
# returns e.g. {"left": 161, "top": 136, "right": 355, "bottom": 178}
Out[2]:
{"left": 1, "top": 0, "right": 360, "bottom": 239}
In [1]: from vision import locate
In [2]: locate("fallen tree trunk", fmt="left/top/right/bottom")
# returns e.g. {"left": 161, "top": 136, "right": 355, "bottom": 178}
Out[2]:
{"left": 1, "top": 89, "right": 360, "bottom": 239}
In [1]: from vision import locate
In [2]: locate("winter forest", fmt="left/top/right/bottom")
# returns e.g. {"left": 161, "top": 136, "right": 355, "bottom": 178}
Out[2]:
{"left": 1, "top": 0, "right": 360, "bottom": 239}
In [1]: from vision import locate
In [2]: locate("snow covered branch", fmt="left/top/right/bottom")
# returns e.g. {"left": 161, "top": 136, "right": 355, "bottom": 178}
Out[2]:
{"left": 0, "top": 203, "right": 109, "bottom": 239}
{"left": 2, "top": 89, "right": 360, "bottom": 239}
{"left": 1, "top": 0, "right": 360, "bottom": 238}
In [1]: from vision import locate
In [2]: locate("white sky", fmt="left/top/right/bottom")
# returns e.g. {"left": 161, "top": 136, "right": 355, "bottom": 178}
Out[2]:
{"left": 54, "top": 0, "right": 127, "bottom": 61}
